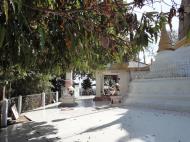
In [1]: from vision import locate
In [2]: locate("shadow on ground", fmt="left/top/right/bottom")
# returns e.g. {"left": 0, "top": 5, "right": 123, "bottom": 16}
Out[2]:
{"left": 77, "top": 105, "right": 187, "bottom": 142}
{"left": 79, "top": 110, "right": 131, "bottom": 142}
{"left": 3, "top": 98, "right": 187, "bottom": 142}
{"left": 0, "top": 121, "right": 59, "bottom": 142}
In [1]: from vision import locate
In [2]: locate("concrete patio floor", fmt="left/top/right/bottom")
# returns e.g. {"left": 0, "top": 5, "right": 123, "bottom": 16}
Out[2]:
{"left": 1, "top": 96, "right": 190, "bottom": 142}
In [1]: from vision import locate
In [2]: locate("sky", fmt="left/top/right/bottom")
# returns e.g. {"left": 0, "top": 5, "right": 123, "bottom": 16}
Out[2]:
{"left": 128, "top": 0, "right": 182, "bottom": 63}
{"left": 132, "top": 0, "right": 181, "bottom": 31}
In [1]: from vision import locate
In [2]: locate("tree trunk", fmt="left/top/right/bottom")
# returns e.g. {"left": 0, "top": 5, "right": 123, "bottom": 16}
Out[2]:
{"left": 178, "top": 0, "right": 190, "bottom": 40}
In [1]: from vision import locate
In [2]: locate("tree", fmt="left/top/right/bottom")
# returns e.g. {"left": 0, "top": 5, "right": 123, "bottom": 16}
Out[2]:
{"left": 81, "top": 77, "right": 93, "bottom": 95}
{"left": 178, "top": 0, "right": 190, "bottom": 40}
{"left": 0, "top": 0, "right": 181, "bottom": 97}
{"left": 82, "top": 78, "right": 92, "bottom": 90}
{"left": 11, "top": 73, "right": 53, "bottom": 97}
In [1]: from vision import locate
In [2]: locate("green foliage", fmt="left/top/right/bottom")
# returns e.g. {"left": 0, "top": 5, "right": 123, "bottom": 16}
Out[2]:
{"left": 82, "top": 77, "right": 92, "bottom": 90}
{"left": 0, "top": 25, "right": 5, "bottom": 48}
{"left": 0, "top": 0, "right": 177, "bottom": 89}
{"left": 11, "top": 73, "right": 53, "bottom": 96}
{"left": 3, "top": 0, "right": 8, "bottom": 23}
{"left": 38, "top": 26, "right": 46, "bottom": 49}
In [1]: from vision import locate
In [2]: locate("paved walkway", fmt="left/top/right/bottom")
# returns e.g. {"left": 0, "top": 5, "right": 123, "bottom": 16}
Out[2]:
{"left": 1, "top": 97, "right": 190, "bottom": 142}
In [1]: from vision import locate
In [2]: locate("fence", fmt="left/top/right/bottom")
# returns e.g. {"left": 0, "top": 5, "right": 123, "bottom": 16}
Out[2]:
{"left": 130, "top": 71, "right": 149, "bottom": 80}
{"left": 129, "top": 62, "right": 190, "bottom": 80}
{"left": 8, "top": 91, "right": 58, "bottom": 113}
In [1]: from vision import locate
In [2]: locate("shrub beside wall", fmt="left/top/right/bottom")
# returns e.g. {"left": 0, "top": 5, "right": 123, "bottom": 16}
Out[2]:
{"left": 45, "top": 93, "right": 54, "bottom": 105}
{"left": 22, "top": 94, "right": 42, "bottom": 112}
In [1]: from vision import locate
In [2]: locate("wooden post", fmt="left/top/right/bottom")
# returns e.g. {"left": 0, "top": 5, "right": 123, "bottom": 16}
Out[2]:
{"left": 42, "top": 92, "right": 45, "bottom": 108}
{"left": 18, "top": 95, "right": 22, "bottom": 114}
{"left": 56, "top": 91, "right": 59, "bottom": 102}
{"left": 1, "top": 99, "right": 8, "bottom": 127}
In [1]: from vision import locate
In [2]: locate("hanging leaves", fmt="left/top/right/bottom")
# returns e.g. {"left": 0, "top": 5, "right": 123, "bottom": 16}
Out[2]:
{"left": 134, "top": 0, "right": 146, "bottom": 8}
{"left": 14, "top": 0, "right": 22, "bottom": 13}
{"left": 0, "top": 0, "right": 182, "bottom": 84}
{"left": 0, "top": 26, "right": 6, "bottom": 48}
{"left": 3, "top": 0, "right": 9, "bottom": 23}
{"left": 100, "top": 36, "right": 110, "bottom": 48}
{"left": 168, "top": 6, "right": 176, "bottom": 30}
{"left": 65, "top": 37, "right": 72, "bottom": 48}
{"left": 38, "top": 26, "right": 46, "bottom": 49}
{"left": 178, "top": 5, "right": 184, "bottom": 21}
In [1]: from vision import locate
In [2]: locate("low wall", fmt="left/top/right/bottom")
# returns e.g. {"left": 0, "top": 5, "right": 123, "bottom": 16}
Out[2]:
{"left": 125, "top": 77, "right": 190, "bottom": 112}
{"left": 8, "top": 92, "right": 55, "bottom": 112}
{"left": 22, "top": 94, "right": 42, "bottom": 112}
{"left": 45, "top": 92, "right": 55, "bottom": 104}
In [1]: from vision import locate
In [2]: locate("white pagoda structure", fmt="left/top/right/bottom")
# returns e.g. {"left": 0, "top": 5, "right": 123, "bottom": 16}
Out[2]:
{"left": 125, "top": 0, "right": 190, "bottom": 112}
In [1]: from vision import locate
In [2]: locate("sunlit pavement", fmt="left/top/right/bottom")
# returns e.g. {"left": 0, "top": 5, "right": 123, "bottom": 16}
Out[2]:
{"left": 1, "top": 97, "right": 190, "bottom": 142}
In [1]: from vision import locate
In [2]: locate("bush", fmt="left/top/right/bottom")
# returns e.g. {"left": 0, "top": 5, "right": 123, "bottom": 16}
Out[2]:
{"left": 11, "top": 73, "right": 52, "bottom": 97}
{"left": 82, "top": 77, "right": 92, "bottom": 90}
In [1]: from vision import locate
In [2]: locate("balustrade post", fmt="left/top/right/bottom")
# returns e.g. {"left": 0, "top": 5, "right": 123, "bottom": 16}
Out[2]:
{"left": 18, "top": 95, "right": 22, "bottom": 114}
{"left": 1, "top": 99, "right": 8, "bottom": 128}
{"left": 42, "top": 92, "right": 46, "bottom": 108}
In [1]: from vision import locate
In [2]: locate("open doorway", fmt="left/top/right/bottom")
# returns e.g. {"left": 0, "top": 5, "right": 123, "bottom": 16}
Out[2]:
{"left": 104, "top": 75, "right": 120, "bottom": 95}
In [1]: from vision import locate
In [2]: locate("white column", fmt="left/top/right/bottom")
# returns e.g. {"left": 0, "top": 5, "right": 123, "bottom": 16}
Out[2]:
{"left": 3, "top": 86, "right": 6, "bottom": 100}
{"left": 119, "top": 71, "right": 130, "bottom": 96}
{"left": 64, "top": 71, "right": 73, "bottom": 96}
{"left": 18, "top": 95, "right": 22, "bottom": 114}
{"left": 74, "top": 84, "right": 80, "bottom": 97}
{"left": 101, "top": 74, "right": 104, "bottom": 95}
{"left": 55, "top": 91, "right": 59, "bottom": 102}
{"left": 96, "top": 71, "right": 102, "bottom": 97}
{"left": 61, "top": 86, "right": 64, "bottom": 97}
{"left": 1, "top": 99, "right": 8, "bottom": 127}
{"left": 42, "top": 92, "right": 45, "bottom": 108}
{"left": 66, "top": 71, "right": 73, "bottom": 80}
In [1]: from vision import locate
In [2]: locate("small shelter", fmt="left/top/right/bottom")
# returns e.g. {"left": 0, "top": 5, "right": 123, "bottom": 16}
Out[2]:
{"left": 95, "top": 62, "right": 149, "bottom": 101}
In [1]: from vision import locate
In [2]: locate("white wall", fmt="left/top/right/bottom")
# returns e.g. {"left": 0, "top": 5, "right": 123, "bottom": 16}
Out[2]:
{"left": 118, "top": 71, "right": 130, "bottom": 96}
{"left": 126, "top": 78, "right": 190, "bottom": 112}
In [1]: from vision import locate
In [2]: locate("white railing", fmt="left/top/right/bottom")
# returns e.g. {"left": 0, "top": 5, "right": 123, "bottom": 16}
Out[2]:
{"left": 130, "top": 62, "right": 190, "bottom": 80}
